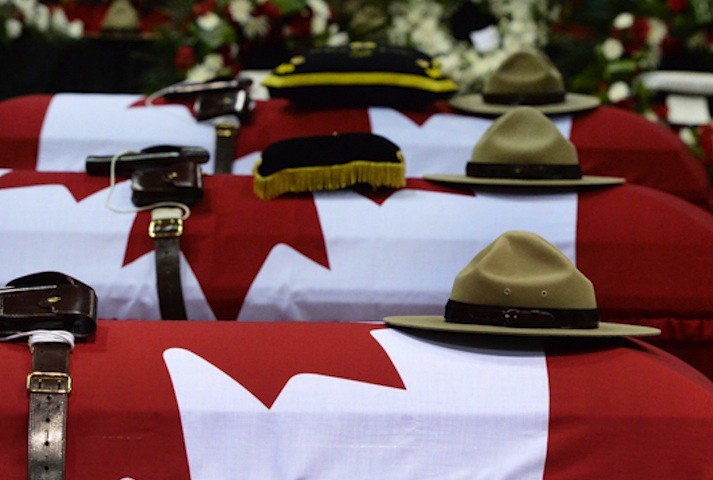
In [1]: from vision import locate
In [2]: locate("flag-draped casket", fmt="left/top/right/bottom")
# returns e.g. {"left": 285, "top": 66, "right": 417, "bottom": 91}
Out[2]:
{"left": 0, "top": 321, "right": 711, "bottom": 479}
{"left": 0, "top": 94, "right": 711, "bottom": 379}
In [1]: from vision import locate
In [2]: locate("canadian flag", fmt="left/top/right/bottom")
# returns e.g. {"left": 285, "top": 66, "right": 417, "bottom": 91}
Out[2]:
{"left": 0, "top": 321, "right": 710, "bottom": 479}
{"left": 0, "top": 93, "right": 709, "bottom": 209}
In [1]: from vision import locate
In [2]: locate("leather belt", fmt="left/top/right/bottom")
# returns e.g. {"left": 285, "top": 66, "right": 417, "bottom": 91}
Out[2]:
{"left": 214, "top": 121, "right": 238, "bottom": 174}
{"left": 149, "top": 207, "right": 187, "bottom": 320}
{"left": 27, "top": 340, "right": 72, "bottom": 480}
{"left": 0, "top": 272, "right": 97, "bottom": 480}
{"left": 194, "top": 87, "right": 252, "bottom": 175}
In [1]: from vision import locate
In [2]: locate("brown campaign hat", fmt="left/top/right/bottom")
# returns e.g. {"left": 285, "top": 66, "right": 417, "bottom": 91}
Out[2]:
{"left": 424, "top": 106, "right": 624, "bottom": 187}
{"left": 450, "top": 49, "right": 600, "bottom": 116}
{"left": 386, "top": 231, "right": 660, "bottom": 337}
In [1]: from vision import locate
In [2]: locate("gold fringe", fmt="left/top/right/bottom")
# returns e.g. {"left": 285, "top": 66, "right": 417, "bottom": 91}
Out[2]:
{"left": 253, "top": 157, "right": 406, "bottom": 200}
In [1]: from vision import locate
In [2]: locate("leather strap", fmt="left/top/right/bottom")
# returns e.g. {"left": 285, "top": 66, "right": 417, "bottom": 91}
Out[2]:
{"left": 466, "top": 162, "right": 582, "bottom": 180}
{"left": 0, "top": 273, "right": 95, "bottom": 479}
{"left": 445, "top": 300, "right": 600, "bottom": 329}
{"left": 150, "top": 208, "right": 187, "bottom": 320}
{"left": 482, "top": 91, "right": 566, "bottom": 105}
{"left": 27, "top": 341, "right": 72, "bottom": 480}
{"left": 214, "top": 123, "right": 237, "bottom": 174}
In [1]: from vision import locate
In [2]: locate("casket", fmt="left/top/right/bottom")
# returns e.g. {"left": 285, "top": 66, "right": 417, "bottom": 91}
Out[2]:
{"left": 0, "top": 321, "right": 710, "bottom": 479}
{"left": 0, "top": 93, "right": 711, "bottom": 379}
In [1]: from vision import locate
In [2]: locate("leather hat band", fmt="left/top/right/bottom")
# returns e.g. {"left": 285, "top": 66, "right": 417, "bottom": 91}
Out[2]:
{"left": 445, "top": 300, "right": 599, "bottom": 329}
{"left": 482, "top": 91, "right": 566, "bottom": 105}
{"left": 466, "top": 162, "right": 582, "bottom": 180}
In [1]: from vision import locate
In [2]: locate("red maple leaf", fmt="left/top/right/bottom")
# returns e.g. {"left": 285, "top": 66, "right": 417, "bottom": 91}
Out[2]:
{"left": 123, "top": 175, "right": 329, "bottom": 319}
{"left": 174, "top": 321, "right": 405, "bottom": 407}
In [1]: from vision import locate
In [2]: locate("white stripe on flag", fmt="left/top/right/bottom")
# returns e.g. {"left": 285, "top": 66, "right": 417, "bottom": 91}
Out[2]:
{"left": 164, "top": 328, "right": 549, "bottom": 479}
{"left": 37, "top": 93, "right": 216, "bottom": 172}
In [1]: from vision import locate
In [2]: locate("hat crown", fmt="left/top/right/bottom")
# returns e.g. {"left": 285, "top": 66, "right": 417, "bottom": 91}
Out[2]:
{"left": 484, "top": 50, "right": 564, "bottom": 95}
{"left": 470, "top": 107, "right": 578, "bottom": 166}
{"left": 450, "top": 231, "right": 597, "bottom": 309}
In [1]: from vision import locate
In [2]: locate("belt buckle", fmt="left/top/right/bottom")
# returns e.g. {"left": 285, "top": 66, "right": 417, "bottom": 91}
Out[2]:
{"left": 149, "top": 217, "right": 184, "bottom": 239}
{"left": 26, "top": 371, "right": 72, "bottom": 394}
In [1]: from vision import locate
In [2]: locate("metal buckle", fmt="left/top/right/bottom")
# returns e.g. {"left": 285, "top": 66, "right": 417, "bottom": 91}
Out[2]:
{"left": 26, "top": 372, "right": 72, "bottom": 394}
{"left": 149, "top": 218, "right": 183, "bottom": 239}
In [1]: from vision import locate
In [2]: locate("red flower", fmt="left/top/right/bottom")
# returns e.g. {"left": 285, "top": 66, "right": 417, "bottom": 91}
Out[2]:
{"left": 285, "top": 11, "right": 313, "bottom": 38}
{"left": 174, "top": 45, "right": 197, "bottom": 69}
{"left": 660, "top": 33, "right": 683, "bottom": 55}
{"left": 667, "top": 0, "right": 688, "bottom": 12}
{"left": 632, "top": 17, "right": 650, "bottom": 46}
{"left": 254, "top": 1, "right": 283, "bottom": 21}
{"left": 192, "top": 0, "right": 216, "bottom": 18}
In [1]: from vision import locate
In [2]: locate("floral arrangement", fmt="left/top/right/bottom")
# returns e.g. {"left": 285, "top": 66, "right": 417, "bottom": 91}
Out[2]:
{"left": 1, "top": 0, "right": 84, "bottom": 42}
{"left": 345, "top": 0, "right": 556, "bottom": 93}
{"left": 549, "top": 0, "right": 712, "bottom": 165}
{"left": 151, "top": 0, "right": 556, "bottom": 89}
{"left": 156, "top": 0, "right": 348, "bottom": 83}
{"left": 560, "top": 3, "right": 711, "bottom": 108}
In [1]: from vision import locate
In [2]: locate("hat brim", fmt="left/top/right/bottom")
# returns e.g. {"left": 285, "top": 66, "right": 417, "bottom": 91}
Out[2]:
{"left": 423, "top": 173, "right": 625, "bottom": 188}
{"left": 449, "top": 92, "right": 601, "bottom": 116}
{"left": 385, "top": 315, "right": 661, "bottom": 338}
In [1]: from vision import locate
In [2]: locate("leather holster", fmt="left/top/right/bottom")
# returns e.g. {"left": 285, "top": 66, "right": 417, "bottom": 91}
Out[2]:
{"left": 131, "top": 160, "right": 204, "bottom": 207}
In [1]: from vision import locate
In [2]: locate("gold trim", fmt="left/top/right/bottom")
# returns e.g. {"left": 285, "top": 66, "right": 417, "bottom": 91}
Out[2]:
{"left": 262, "top": 72, "right": 458, "bottom": 93}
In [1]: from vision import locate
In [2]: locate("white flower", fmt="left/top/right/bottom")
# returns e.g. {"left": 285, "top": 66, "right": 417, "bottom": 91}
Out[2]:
{"left": 196, "top": 12, "right": 221, "bottom": 31}
{"left": 326, "top": 25, "right": 349, "bottom": 46}
{"left": 13, "top": 0, "right": 36, "bottom": 21}
{"left": 243, "top": 15, "right": 269, "bottom": 39}
{"left": 187, "top": 54, "right": 224, "bottom": 82}
{"left": 601, "top": 38, "right": 624, "bottom": 60}
{"left": 607, "top": 81, "right": 631, "bottom": 103}
{"left": 203, "top": 53, "right": 224, "bottom": 71}
{"left": 51, "top": 8, "right": 69, "bottom": 32}
{"left": 35, "top": 3, "right": 50, "bottom": 32}
{"left": 307, "top": 0, "right": 331, "bottom": 35}
{"left": 643, "top": 110, "right": 659, "bottom": 122}
{"left": 228, "top": 0, "right": 252, "bottom": 25}
{"left": 678, "top": 127, "right": 696, "bottom": 146}
{"left": 613, "top": 12, "right": 634, "bottom": 30}
{"left": 66, "top": 19, "right": 83, "bottom": 38}
{"left": 646, "top": 18, "right": 667, "bottom": 46}
{"left": 6, "top": 18, "right": 22, "bottom": 39}
{"left": 186, "top": 64, "right": 215, "bottom": 83}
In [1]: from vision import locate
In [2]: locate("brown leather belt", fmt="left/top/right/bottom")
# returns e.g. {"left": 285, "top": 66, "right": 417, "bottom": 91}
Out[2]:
{"left": 149, "top": 207, "right": 187, "bottom": 320}
{"left": 214, "top": 122, "right": 238, "bottom": 174}
{"left": 0, "top": 272, "right": 97, "bottom": 480}
{"left": 194, "top": 86, "right": 252, "bottom": 175}
{"left": 27, "top": 340, "right": 72, "bottom": 480}
{"left": 130, "top": 160, "right": 204, "bottom": 320}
